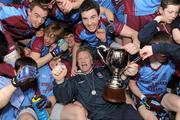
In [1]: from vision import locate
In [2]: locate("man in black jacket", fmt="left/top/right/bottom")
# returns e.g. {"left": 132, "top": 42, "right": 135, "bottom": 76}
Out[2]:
{"left": 53, "top": 45, "right": 142, "bottom": 120}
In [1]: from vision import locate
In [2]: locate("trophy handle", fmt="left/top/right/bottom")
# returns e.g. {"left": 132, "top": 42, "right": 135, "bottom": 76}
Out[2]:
{"left": 97, "top": 45, "right": 110, "bottom": 64}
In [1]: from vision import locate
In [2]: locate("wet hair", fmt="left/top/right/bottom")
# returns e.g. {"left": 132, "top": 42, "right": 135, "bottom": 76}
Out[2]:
{"left": 15, "top": 57, "right": 37, "bottom": 71}
{"left": 0, "top": 31, "right": 8, "bottom": 58}
{"left": 14, "top": 57, "right": 38, "bottom": 90}
{"left": 149, "top": 31, "right": 173, "bottom": 45}
{"left": 79, "top": 0, "right": 100, "bottom": 15}
{"left": 64, "top": 27, "right": 75, "bottom": 36}
{"left": 161, "top": 0, "right": 180, "bottom": 9}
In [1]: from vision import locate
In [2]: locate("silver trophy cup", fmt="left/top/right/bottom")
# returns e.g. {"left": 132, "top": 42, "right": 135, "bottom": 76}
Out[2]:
{"left": 97, "top": 45, "right": 128, "bottom": 103}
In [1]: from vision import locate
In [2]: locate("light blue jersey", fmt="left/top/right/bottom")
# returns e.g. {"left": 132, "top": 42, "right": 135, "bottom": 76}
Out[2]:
{"left": 38, "top": 64, "right": 54, "bottom": 97}
{"left": 134, "top": 0, "right": 160, "bottom": 16}
{"left": 0, "top": 76, "right": 35, "bottom": 120}
{"left": 137, "top": 60, "right": 175, "bottom": 94}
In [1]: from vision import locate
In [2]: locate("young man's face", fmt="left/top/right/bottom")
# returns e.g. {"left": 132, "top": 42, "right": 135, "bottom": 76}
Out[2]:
{"left": 160, "top": 5, "right": 179, "bottom": 24}
{"left": 77, "top": 51, "right": 93, "bottom": 74}
{"left": 28, "top": 6, "right": 48, "bottom": 28}
{"left": 44, "top": 32, "right": 56, "bottom": 46}
{"left": 55, "top": 0, "right": 69, "bottom": 14}
{"left": 49, "top": 58, "right": 61, "bottom": 69}
{"left": 81, "top": 9, "right": 100, "bottom": 33}
{"left": 64, "top": 33, "right": 75, "bottom": 48}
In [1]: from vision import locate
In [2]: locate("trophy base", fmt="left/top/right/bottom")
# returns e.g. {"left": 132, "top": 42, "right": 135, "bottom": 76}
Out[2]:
{"left": 103, "top": 84, "right": 126, "bottom": 103}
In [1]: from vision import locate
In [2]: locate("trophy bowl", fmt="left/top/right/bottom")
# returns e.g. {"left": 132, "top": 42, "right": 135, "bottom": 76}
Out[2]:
{"left": 97, "top": 45, "right": 128, "bottom": 103}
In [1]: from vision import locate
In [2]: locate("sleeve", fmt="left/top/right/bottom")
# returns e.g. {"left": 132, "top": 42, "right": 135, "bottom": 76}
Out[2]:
{"left": 0, "top": 5, "right": 22, "bottom": 20}
{"left": 53, "top": 78, "right": 78, "bottom": 104}
{"left": 0, "top": 63, "right": 15, "bottom": 78}
{"left": 152, "top": 43, "right": 180, "bottom": 61}
{"left": 171, "top": 17, "right": 180, "bottom": 29}
{"left": 0, "top": 76, "right": 11, "bottom": 89}
{"left": 74, "top": 24, "right": 83, "bottom": 43}
{"left": 138, "top": 20, "right": 159, "bottom": 45}
{"left": 31, "top": 37, "right": 44, "bottom": 53}
{"left": 113, "top": 18, "right": 125, "bottom": 36}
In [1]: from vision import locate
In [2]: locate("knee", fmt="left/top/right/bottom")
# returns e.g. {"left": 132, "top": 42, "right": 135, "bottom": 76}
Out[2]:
{"left": 18, "top": 112, "right": 36, "bottom": 120}
{"left": 68, "top": 104, "right": 87, "bottom": 117}
{"left": 61, "top": 104, "right": 87, "bottom": 120}
{"left": 176, "top": 99, "right": 180, "bottom": 112}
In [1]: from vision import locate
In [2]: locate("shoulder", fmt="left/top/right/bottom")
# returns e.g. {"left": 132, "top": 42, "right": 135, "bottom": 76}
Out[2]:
{"left": 0, "top": 76, "right": 11, "bottom": 88}
{"left": 75, "top": 22, "right": 85, "bottom": 35}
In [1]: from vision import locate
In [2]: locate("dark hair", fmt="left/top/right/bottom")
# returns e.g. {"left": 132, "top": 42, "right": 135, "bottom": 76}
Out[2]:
{"left": 15, "top": 57, "right": 38, "bottom": 90}
{"left": 39, "top": 0, "right": 54, "bottom": 4}
{"left": 149, "top": 31, "right": 173, "bottom": 45}
{"left": 64, "top": 27, "right": 75, "bottom": 36}
{"left": 15, "top": 57, "right": 37, "bottom": 71}
{"left": 79, "top": 0, "right": 100, "bottom": 15}
{"left": 0, "top": 31, "right": 8, "bottom": 58}
{"left": 29, "top": 0, "right": 49, "bottom": 12}
{"left": 161, "top": 0, "right": 180, "bottom": 9}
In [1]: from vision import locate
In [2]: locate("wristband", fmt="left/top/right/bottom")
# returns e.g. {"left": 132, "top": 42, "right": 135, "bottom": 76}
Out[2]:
{"left": 140, "top": 94, "right": 146, "bottom": 100}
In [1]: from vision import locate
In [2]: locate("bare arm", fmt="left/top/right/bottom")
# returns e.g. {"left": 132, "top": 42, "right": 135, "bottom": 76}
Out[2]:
{"left": 120, "top": 25, "right": 140, "bottom": 48}
{"left": 71, "top": 42, "right": 80, "bottom": 76}
{"left": 100, "top": 7, "right": 114, "bottom": 22}
{"left": 129, "top": 80, "right": 143, "bottom": 99}
{"left": 0, "top": 84, "right": 16, "bottom": 109}
{"left": 29, "top": 52, "right": 53, "bottom": 68}
{"left": 172, "top": 28, "right": 180, "bottom": 44}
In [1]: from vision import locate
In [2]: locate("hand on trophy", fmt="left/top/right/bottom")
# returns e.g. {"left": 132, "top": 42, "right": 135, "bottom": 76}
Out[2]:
{"left": 123, "top": 62, "right": 139, "bottom": 76}
{"left": 121, "top": 43, "right": 139, "bottom": 55}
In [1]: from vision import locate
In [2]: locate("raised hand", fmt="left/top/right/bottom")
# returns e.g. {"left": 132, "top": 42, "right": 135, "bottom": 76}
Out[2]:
{"left": 12, "top": 65, "right": 37, "bottom": 87}
{"left": 106, "top": 21, "right": 115, "bottom": 34}
{"left": 140, "top": 46, "right": 153, "bottom": 60}
{"left": 121, "top": 43, "right": 139, "bottom": 55}
{"left": 95, "top": 29, "right": 107, "bottom": 43}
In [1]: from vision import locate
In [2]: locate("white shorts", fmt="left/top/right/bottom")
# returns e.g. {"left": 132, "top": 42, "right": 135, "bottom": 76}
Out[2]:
{"left": 50, "top": 103, "right": 64, "bottom": 120}
{"left": 18, "top": 107, "right": 38, "bottom": 120}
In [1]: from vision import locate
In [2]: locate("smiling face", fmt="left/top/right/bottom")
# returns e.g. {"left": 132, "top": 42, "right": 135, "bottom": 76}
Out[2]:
{"left": 77, "top": 51, "right": 93, "bottom": 74}
{"left": 64, "top": 33, "right": 75, "bottom": 48}
{"left": 28, "top": 6, "right": 48, "bottom": 28}
{"left": 55, "top": 0, "right": 69, "bottom": 14}
{"left": 43, "top": 32, "right": 56, "bottom": 46}
{"left": 81, "top": 9, "right": 100, "bottom": 33}
{"left": 159, "top": 4, "right": 179, "bottom": 23}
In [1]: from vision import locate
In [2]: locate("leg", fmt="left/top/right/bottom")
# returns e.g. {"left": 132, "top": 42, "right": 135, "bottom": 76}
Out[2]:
{"left": 161, "top": 93, "right": 180, "bottom": 120}
{"left": 61, "top": 103, "right": 87, "bottom": 120}
{"left": 18, "top": 108, "right": 37, "bottom": 120}
{"left": 50, "top": 103, "right": 88, "bottom": 120}
{"left": 138, "top": 105, "right": 158, "bottom": 120}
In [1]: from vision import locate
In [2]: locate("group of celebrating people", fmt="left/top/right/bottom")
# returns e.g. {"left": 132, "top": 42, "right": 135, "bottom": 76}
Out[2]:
{"left": 0, "top": 0, "right": 179, "bottom": 120}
